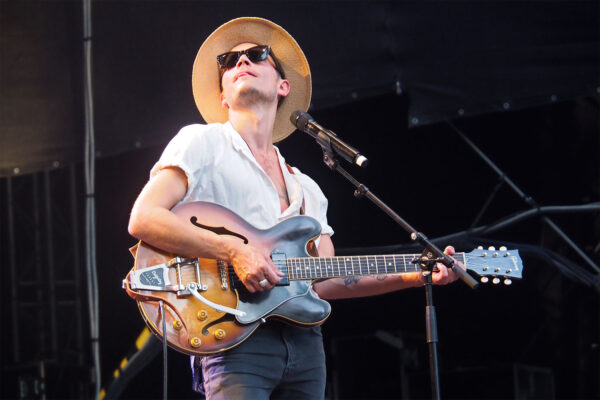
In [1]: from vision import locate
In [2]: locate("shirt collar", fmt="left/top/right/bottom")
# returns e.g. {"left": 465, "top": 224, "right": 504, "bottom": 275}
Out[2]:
{"left": 225, "top": 121, "right": 304, "bottom": 218}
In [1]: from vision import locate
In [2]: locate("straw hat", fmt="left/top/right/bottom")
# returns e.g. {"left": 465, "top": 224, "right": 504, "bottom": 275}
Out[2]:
{"left": 192, "top": 17, "right": 311, "bottom": 143}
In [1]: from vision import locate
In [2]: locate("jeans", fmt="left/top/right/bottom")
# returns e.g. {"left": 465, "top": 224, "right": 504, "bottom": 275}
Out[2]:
{"left": 192, "top": 321, "right": 326, "bottom": 399}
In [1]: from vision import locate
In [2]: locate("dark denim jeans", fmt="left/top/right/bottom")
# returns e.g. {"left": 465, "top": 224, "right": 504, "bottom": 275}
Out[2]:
{"left": 192, "top": 321, "right": 326, "bottom": 399}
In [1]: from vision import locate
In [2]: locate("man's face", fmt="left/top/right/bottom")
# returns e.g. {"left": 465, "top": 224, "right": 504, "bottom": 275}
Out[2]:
{"left": 220, "top": 42, "right": 288, "bottom": 110}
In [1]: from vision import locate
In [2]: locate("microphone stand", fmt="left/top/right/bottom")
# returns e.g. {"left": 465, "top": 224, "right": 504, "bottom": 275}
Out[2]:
{"left": 314, "top": 139, "right": 478, "bottom": 400}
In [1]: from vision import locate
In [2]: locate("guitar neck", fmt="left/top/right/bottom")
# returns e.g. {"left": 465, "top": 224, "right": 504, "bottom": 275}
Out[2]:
{"left": 285, "top": 253, "right": 467, "bottom": 281}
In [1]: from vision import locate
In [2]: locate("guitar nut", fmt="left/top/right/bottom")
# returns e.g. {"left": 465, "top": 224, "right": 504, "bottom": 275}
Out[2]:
{"left": 214, "top": 329, "right": 226, "bottom": 340}
{"left": 173, "top": 320, "right": 183, "bottom": 331}
{"left": 190, "top": 337, "right": 202, "bottom": 348}
{"left": 197, "top": 310, "right": 209, "bottom": 321}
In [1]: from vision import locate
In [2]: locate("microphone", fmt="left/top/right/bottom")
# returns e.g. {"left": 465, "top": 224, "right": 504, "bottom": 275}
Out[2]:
{"left": 290, "top": 110, "right": 368, "bottom": 168}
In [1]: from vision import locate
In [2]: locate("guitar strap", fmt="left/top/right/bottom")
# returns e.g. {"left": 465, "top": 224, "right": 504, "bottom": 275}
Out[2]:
{"left": 285, "top": 163, "right": 320, "bottom": 257}
{"left": 285, "top": 163, "right": 305, "bottom": 215}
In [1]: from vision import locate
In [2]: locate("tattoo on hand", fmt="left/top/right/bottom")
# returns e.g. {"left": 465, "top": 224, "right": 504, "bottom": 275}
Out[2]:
{"left": 376, "top": 275, "right": 388, "bottom": 281}
{"left": 344, "top": 276, "right": 360, "bottom": 286}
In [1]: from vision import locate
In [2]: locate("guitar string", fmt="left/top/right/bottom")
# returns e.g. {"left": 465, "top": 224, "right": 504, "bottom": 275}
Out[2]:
{"left": 192, "top": 253, "right": 468, "bottom": 276}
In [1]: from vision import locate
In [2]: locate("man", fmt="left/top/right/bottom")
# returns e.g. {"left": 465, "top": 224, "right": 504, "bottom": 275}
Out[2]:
{"left": 128, "top": 17, "right": 461, "bottom": 399}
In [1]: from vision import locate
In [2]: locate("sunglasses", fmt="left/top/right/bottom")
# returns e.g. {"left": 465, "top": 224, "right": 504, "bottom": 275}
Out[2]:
{"left": 216, "top": 45, "right": 285, "bottom": 78}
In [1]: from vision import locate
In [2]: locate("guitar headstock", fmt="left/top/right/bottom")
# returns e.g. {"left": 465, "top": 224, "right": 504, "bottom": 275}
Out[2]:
{"left": 464, "top": 246, "right": 523, "bottom": 285}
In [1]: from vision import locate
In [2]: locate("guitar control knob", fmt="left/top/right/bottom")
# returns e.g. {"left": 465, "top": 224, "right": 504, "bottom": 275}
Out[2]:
{"left": 492, "top": 277, "right": 500, "bottom": 285}
{"left": 197, "top": 310, "right": 209, "bottom": 321}
{"left": 481, "top": 277, "right": 489, "bottom": 283}
{"left": 214, "top": 329, "right": 226, "bottom": 340}
{"left": 190, "top": 337, "right": 202, "bottom": 348}
{"left": 504, "top": 279, "right": 512, "bottom": 285}
{"left": 173, "top": 320, "right": 183, "bottom": 331}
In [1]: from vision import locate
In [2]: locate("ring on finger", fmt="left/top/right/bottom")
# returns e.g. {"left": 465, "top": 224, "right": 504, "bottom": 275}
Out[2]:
{"left": 259, "top": 278, "right": 269, "bottom": 288}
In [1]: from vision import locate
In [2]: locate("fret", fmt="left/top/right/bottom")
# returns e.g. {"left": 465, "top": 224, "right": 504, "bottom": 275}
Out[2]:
{"left": 308, "top": 257, "right": 315, "bottom": 279}
{"left": 293, "top": 258, "right": 299, "bottom": 280}
{"left": 299, "top": 257, "right": 304, "bottom": 277}
{"left": 379, "top": 255, "right": 387, "bottom": 274}
{"left": 296, "top": 257, "right": 302, "bottom": 279}
{"left": 384, "top": 255, "right": 392, "bottom": 274}
{"left": 319, "top": 258, "right": 323, "bottom": 278}
{"left": 368, "top": 256, "right": 376, "bottom": 275}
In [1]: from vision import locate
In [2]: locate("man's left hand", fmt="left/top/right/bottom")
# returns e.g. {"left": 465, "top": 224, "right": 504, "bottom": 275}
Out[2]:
{"left": 431, "top": 246, "right": 465, "bottom": 285}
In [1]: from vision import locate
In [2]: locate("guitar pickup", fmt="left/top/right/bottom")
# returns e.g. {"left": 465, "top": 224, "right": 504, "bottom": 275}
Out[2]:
{"left": 271, "top": 250, "right": 290, "bottom": 286}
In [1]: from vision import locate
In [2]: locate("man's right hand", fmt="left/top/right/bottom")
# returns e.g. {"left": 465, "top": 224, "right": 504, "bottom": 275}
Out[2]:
{"left": 226, "top": 240, "right": 284, "bottom": 293}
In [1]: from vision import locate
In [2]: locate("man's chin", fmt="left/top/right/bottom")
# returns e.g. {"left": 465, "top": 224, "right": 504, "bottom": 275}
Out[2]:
{"left": 236, "top": 87, "right": 276, "bottom": 107}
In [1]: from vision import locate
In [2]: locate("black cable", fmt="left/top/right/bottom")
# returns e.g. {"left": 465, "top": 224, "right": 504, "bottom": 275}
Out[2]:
{"left": 159, "top": 301, "right": 168, "bottom": 400}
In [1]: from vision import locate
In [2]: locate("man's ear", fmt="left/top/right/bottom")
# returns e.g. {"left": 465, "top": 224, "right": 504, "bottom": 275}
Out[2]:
{"left": 278, "top": 79, "right": 291, "bottom": 98}
{"left": 220, "top": 93, "right": 229, "bottom": 109}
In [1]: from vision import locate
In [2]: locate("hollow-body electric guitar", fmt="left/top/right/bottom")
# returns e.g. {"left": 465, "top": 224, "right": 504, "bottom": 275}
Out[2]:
{"left": 124, "top": 201, "right": 523, "bottom": 356}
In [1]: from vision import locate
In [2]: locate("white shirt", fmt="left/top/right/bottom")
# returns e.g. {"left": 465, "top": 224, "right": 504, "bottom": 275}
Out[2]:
{"left": 150, "top": 122, "right": 334, "bottom": 238}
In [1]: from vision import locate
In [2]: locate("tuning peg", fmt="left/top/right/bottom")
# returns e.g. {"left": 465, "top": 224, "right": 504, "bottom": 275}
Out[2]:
{"left": 504, "top": 252, "right": 511, "bottom": 257}
{"left": 504, "top": 279, "right": 512, "bottom": 285}
{"left": 488, "top": 246, "right": 496, "bottom": 251}
{"left": 477, "top": 246, "right": 483, "bottom": 250}
{"left": 493, "top": 252, "right": 499, "bottom": 257}
{"left": 499, "top": 246, "right": 507, "bottom": 251}
{"left": 492, "top": 277, "right": 500, "bottom": 284}
{"left": 480, "top": 277, "right": 489, "bottom": 283}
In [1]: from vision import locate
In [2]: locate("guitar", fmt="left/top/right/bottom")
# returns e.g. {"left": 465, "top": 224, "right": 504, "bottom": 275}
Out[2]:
{"left": 124, "top": 201, "right": 523, "bottom": 356}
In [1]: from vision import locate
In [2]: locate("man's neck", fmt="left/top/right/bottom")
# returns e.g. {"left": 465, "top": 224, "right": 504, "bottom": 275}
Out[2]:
{"left": 228, "top": 105, "right": 277, "bottom": 156}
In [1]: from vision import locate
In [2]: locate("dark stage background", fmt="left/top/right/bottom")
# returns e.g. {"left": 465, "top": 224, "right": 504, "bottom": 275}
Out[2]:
{"left": 1, "top": 1, "right": 599, "bottom": 399}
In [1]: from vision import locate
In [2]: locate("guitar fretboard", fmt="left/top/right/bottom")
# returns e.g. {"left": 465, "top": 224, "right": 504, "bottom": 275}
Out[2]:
{"left": 284, "top": 253, "right": 467, "bottom": 281}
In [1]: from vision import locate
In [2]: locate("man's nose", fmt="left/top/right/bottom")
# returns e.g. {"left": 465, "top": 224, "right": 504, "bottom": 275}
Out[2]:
{"left": 236, "top": 54, "right": 252, "bottom": 68}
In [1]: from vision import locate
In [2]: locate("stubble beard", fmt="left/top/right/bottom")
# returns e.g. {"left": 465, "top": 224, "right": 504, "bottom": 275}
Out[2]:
{"left": 235, "top": 86, "right": 277, "bottom": 109}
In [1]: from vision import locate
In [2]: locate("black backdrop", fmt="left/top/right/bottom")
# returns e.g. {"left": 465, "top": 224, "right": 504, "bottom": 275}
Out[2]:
{"left": 1, "top": 1, "right": 598, "bottom": 176}
{"left": 1, "top": 1, "right": 599, "bottom": 399}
